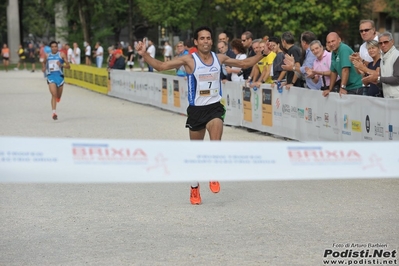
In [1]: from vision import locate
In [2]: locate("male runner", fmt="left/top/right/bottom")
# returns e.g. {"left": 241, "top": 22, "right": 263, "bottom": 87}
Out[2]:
{"left": 136, "top": 26, "right": 266, "bottom": 204}
{"left": 42, "top": 41, "right": 70, "bottom": 120}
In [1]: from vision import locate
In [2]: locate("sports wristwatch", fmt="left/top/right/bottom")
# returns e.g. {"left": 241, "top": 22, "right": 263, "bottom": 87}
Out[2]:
{"left": 261, "top": 50, "right": 267, "bottom": 57}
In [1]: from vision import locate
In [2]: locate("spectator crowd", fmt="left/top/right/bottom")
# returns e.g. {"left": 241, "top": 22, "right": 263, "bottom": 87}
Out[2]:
{"left": 1, "top": 19, "right": 398, "bottom": 98}
{"left": 208, "top": 19, "right": 398, "bottom": 99}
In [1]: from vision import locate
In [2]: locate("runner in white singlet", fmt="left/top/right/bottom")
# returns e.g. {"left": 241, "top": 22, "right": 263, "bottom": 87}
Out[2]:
{"left": 135, "top": 26, "right": 267, "bottom": 205}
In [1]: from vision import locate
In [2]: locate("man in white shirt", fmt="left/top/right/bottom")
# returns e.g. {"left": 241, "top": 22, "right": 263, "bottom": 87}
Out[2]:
{"left": 350, "top": 20, "right": 379, "bottom": 66}
{"left": 94, "top": 42, "right": 104, "bottom": 68}
{"left": 349, "top": 20, "right": 379, "bottom": 88}
{"left": 66, "top": 43, "right": 74, "bottom": 64}
{"left": 84, "top": 41, "right": 91, "bottom": 65}
{"left": 358, "top": 20, "right": 379, "bottom": 63}
{"left": 146, "top": 39, "right": 156, "bottom": 72}
{"left": 163, "top": 41, "right": 172, "bottom": 61}
{"left": 73, "top": 42, "right": 81, "bottom": 64}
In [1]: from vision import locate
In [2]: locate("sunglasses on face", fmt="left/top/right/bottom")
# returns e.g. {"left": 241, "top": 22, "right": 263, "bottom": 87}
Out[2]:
{"left": 359, "top": 28, "right": 371, "bottom": 33}
{"left": 378, "top": 40, "right": 391, "bottom": 46}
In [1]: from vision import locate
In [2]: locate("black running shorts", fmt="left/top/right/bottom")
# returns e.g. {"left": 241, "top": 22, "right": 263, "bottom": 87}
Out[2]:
{"left": 185, "top": 101, "right": 226, "bottom": 131}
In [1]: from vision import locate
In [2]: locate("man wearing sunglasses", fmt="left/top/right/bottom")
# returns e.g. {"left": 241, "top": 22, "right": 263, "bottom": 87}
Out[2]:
{"left": 358, "top": 20, "right": 378, "bottom": 64}
{"left": 363, "top": 32, "right": 399, "bottom": 98}
{"left": 350, "top": 20, "right": 379, "bottom": 83}
{"left": 240, "top": 31, "right": 255, "bottom": 80}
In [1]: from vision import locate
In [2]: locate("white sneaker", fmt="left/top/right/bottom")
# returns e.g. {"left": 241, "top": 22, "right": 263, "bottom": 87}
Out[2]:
{"left": 14, "top": 68, "right": 18, "bottom": 71}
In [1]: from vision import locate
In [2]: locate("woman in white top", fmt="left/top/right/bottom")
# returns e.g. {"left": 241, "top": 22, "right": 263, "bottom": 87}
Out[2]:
{"left": 73, "top": 42, "right": 81, "bottom": 64}
{"left": 84, "top": 41, "right": 91, "bottom": 65}
{"left": 94, "top": 42, "right": 104, "bottom": 68}
{"left": 226, "top": 38, "right": 247, "bottom": 82}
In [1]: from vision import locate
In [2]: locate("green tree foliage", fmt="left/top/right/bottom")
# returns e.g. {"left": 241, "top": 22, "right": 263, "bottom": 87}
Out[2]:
{"left": 3, "top": 0, "right": 395, "bottom": 49}
{"left": 136, "top": 0, "right": 202, "bottom": 30}
{"left": 0, "top": 0, "right": 56, "bottom": 44}
{"left": 46, "top": 0, "right": 129, "bottom": 45}
{"left": 0, "top": 1, "right": 7, "bottom": 43}
{"left": 214, "top": 0, "right": 368, "bottom": 38}
{"left": 136, "top": 0, "right": 222, "bottom": 35}
{"left": 22, "top": 0, "right": 55, "bottom": 41}
{"left": 88, "top": 0, "right": 130, "bottom": 42}
{"left": 385, "top": 0, "right": 399, "bottom": 19}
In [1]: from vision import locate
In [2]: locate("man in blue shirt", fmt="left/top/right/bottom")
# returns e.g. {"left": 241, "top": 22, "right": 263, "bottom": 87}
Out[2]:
{"left": 299, "top": 31, "right": 319, "bottom": 90}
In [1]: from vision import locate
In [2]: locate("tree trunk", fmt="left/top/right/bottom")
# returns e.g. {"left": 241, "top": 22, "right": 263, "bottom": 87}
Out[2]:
{"left": 128, "top": 0, "right": 133, "bottom": 45}
{"left": 114, "top": 28, "right": 121, "bottom": 46}
{"left": 78, "top": 1, "right": 90, "bottom": 42}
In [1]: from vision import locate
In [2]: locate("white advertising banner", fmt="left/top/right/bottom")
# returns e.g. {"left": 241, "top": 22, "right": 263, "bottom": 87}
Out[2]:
{"left": 110, "top": 71, "right": 188, "bottom": 115}
{"left": 233, "top": 84, "right": 399, "bottom": 141}
{"left": 1, "top": 137, "right": 398, "bottom": 183}
{"left": 221, "top": 81, "right": 243, "bottom": 126}
{"left": 108, "top": 72, "right": 399, "bottom": 142}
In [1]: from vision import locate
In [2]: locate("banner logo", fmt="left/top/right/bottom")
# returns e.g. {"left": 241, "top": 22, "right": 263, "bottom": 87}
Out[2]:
{"left": 375, "top": 122, "right": 384, "bottom": 137}
{"left": 305, "top": 107, "right": 312, "bottom": 122}
{"left": 288, "top": 146, "right": 362, "bottom": 165}
{"left": 365, "top": 115, "right": 370, "bottom": 133}
{"left": 72, "top": 143, "right": 148, "bottom": 164}
{"left": 342, "top": 114, "right": 352, "bottom": 135}
{"left": 282, "top": 104, "right": 290, "bottom": 115}
{"left": 275, "top": 98, "right": 280, "bottom": 109}
{"left": 298, "top": 108, "right": 304, "bottom": 119}
{"left": 352, "top": 120, "right": 362, "bottom": 132}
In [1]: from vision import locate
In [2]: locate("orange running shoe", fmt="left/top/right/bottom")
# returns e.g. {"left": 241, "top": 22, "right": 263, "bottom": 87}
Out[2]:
{"left": 56, "top": 98, "right": 61, "bottom": 103}
{"left": 209, "top": 181, "right": 220, "bottom": 193}
{"left": 190, "top": 185, "right": 201, "bottom": 205}
{"left": 52, "top": 113, "right": 58, "bottom": 120}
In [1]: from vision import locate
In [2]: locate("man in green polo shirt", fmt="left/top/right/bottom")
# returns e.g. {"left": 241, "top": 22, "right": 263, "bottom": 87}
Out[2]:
{"left": 322, "top": 32, "right": 363, "bottom": 97}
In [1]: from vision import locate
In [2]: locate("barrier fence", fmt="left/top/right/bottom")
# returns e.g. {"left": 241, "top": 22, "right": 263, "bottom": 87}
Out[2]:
{"left": 64, "top": 67, "right": 399, "bottom": 142}
{"left": 64, "top": 65, "right": 109, "bottom": 94}
{"left": 108, "top": 70, "right": 399, "bottom": 142}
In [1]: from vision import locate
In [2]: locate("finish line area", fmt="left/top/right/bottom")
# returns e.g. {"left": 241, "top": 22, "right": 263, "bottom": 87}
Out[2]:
{"left": 1, "top": 136, "right": 398, "bottom": 182}
{"left": 0, "top": 70, "right": 398, "bottom": 183}
{"left": 1, "top": 70, "right": 398, "bottom": 266}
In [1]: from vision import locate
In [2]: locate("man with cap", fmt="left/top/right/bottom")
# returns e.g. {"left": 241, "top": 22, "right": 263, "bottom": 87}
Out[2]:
{"left": 111, "top": 49, "right": 126, "bottom": 70}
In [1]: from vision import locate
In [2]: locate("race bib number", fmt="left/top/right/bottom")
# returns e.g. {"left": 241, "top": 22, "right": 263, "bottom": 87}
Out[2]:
{"left": 198, "top": 73, "right": 219, "bottom": 97}
{"left": 48, "top": 59, "right": 60, "bottom": 72}
{"left": 3, "top": 53, "right": 9, "bottom": 57}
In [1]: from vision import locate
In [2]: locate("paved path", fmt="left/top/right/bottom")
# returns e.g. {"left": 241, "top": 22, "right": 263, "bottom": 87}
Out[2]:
{"left": 0, "top": 70, "right": 398, "bottom": 266}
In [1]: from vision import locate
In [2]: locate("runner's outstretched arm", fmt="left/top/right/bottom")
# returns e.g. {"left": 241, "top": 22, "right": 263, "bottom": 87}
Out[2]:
{"left": 135, "top": 41, "right": 187, "bottom": 72}
{"left": 221, "top": 51, "right": 265, "bottom": 69}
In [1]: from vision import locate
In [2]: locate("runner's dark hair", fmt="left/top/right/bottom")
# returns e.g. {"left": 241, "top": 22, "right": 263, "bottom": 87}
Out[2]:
{"left": 49, "top": 41, "right": 58, "bottom": 47}
{"left": 193, "top": 26, "right": 213, "bottom": 40}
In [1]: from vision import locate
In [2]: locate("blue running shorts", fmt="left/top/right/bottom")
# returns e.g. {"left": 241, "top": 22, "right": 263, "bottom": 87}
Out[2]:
{"left": 47, "top": 74, "right": 65, "bottom": 88}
